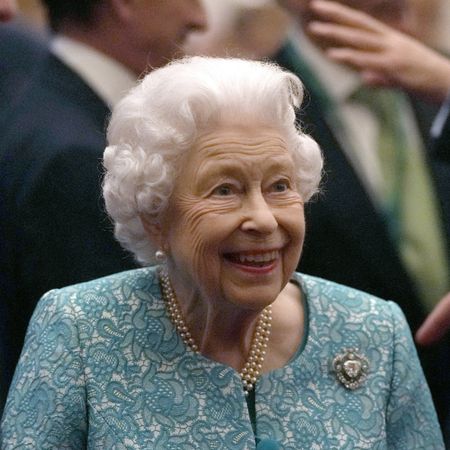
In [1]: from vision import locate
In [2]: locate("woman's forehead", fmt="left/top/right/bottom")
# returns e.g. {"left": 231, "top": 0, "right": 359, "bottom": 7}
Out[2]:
{"left": 193, "top": 125, "right": 288, "bottom": 152}
{"left": 181, "top": 126, "right": 294, "bottom": 177}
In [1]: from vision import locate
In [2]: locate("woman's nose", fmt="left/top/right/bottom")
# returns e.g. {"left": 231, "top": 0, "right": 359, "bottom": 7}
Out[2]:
{"left": 240, "top": 193, "right": 278, "bottom": 234}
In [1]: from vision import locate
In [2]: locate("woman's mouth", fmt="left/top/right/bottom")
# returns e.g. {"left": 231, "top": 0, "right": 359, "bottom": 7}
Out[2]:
{"left": 223, "top": 250, "right": 279, "bottom": 268}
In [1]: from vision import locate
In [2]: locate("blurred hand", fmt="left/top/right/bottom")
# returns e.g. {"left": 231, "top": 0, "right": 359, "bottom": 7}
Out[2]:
{"left": 307, "top": 0, "right": 450, "bottom": 103}
{"left": 416, "top": 292, "right": 450, "bottom": 345}
{"left": 0, "top": 0, "right": 17, "bottom": 22}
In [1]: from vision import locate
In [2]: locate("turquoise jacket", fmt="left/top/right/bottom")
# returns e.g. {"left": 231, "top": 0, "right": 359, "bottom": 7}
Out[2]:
{"left": 1, "top": 267, "right": 444, "bottom": 449}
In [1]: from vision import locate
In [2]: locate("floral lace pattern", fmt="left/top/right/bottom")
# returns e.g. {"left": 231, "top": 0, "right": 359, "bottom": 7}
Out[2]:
{"left": 1, "top": 267, "right": 444, "bottom": 449}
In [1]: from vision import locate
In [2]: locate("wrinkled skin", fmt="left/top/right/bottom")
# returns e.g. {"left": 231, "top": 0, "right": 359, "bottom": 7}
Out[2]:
{"left": 143, "top": 124, "right": 305, "bottom": 363}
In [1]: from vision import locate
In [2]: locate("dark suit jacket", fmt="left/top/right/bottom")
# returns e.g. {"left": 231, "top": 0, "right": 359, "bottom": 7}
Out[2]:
{"left": 0, "top": 22, "right": 48, "bottom": 405}
{"left": 0, "top": 19, "right": 48, "bottom": 119}
{"left": 274, "top": 42, "right": 450, "bottom": 426}
{"left": 0, "top": 54, "right": 138, "bottom": 406}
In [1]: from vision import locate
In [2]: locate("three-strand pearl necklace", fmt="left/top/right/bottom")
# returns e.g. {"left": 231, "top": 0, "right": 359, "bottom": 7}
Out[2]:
{"left": 159, "top": 269, "right": 272, "bottom": 395}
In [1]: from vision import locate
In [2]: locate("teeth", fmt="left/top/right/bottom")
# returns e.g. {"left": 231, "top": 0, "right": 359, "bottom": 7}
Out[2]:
{"left": 237, "top": 250, "right": 278, "bottom": 263}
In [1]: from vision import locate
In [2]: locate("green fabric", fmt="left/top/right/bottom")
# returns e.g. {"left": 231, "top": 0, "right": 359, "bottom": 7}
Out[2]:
{"left": 353, "top": 87, "right": 449, "bottom": 310}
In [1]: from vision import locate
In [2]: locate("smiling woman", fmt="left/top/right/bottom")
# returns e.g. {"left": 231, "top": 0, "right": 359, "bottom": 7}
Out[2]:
{"left": 150, "top": 126, "right": 305, "bottom": 316}
{"left": 1, "top": 56, "right": 444, "bottom": 448}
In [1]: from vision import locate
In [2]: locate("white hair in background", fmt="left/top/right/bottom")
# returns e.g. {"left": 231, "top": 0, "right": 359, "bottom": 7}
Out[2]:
{"left": 103, "top": 56, "right": 323, "bottom": 265}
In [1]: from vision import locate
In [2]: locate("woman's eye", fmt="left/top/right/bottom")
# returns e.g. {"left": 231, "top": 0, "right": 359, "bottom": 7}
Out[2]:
{"left": 272, "top": 180, "right": 289, "bottom": 192}
{"left": 213, "top": 184, "right": 233, "bottom": 196}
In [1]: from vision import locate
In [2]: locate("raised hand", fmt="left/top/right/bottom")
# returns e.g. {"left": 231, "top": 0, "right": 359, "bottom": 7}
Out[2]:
{"left": 416, "top": 292, "right": 450, "bottom": 345}
{"left": 307, "top": 0, "right": 450, "bottom": 103}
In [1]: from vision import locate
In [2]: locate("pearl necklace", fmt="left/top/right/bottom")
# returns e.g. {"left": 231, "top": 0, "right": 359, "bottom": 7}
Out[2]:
{"left": 159, "top": 269, "right": 272, "bottom": 395}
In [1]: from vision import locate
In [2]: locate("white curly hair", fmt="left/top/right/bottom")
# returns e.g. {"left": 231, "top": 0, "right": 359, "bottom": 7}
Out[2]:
{"left": 103, "top": 56, "right": 323, "bottom": 265}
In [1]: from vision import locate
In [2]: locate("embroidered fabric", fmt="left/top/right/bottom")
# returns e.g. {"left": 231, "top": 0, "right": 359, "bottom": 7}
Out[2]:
{"left": 1, "top": 267, "right": 444, "bottom": 449}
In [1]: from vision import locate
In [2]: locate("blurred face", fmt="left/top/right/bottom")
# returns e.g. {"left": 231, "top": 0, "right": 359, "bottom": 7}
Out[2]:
{"left": 158, "top": 125, "right": 305, "bottom": 312}
{"left": 128, "top": 0, "right": 207, "bottom": 69}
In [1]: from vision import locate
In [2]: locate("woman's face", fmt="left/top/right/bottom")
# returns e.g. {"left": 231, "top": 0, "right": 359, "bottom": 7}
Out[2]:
{"left": 158, "top": 125, "right": 305, "bottom": 312}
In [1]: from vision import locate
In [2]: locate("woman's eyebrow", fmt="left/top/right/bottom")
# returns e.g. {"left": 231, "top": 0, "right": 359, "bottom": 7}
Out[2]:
{"left": 199, "top": 154, "right": 293, "bottom": 173}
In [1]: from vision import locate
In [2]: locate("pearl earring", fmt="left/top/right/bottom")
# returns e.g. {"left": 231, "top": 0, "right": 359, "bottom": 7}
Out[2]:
{"left": 155, "top": 249, "right": 166, "bottom": 262}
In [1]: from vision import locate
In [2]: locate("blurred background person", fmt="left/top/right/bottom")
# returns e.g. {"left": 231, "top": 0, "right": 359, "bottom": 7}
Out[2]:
{"left": 305, "top": 0, "right": 450, "bottom": 300}
{"left": 0, "top": 0, "right": 48, "bottom": 413}
{"left": 306, "top": 0, "right": 450, "bottom": 161}
{"left": 0, "top": 0, "right": 206, "bottom": 411}
{"left": 274, "top": 0, "right": 450, "bottom": 430}
{"left": 185, "top": 0, "right": 289, "bottom": 60}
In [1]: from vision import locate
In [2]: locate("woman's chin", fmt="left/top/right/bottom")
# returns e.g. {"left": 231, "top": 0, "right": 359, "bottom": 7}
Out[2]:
{"left": 222, "top": 276, "right": 283, "bottom": 310}
{"left": 220, "top": 260, "right": 285, "bottom": 309}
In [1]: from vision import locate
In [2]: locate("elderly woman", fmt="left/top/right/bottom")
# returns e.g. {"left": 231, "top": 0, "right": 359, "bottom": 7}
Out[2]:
{"left": 1, "top": 57, "right": 444, "bottom": 448}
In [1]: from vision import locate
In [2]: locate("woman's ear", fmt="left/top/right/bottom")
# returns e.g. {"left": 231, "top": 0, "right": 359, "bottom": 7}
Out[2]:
{"left": 140, "top": 214, "right": 165, "bottom": 250}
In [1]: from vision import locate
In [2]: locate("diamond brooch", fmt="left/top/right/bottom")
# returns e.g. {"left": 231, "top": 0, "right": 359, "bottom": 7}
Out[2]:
{"left": 332, "top": 348, "right": 369, "bottom": 390}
